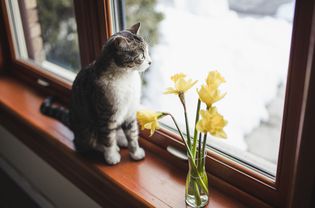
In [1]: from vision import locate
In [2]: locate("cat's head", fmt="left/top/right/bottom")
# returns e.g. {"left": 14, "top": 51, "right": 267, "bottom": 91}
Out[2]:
{"left": 106, "top": 23, "right": 151, "bottom": 72}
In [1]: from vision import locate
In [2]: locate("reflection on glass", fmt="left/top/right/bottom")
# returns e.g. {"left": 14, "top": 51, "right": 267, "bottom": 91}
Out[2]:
{"left": 121, "top": 0, "right": 295, "bottom": 176}
{"left": 7, "top": 0, "right": 80, "bottom": 80}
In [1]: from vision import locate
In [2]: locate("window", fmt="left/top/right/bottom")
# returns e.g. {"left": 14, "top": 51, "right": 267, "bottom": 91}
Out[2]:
{"left": 7, "top": 0, "right": 80, "bottom": 81}
{"left": 115, "top": 0, "right": 295, "bottom": 177}
{"left": 1, "top": 0, "right": 314, "bottom": 207}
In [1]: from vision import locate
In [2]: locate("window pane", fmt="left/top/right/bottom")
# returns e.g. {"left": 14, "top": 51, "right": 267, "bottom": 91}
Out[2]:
{"left": 117, "top": 0, "right": 295, "bottom": 177}
{"left": 7, "top": 0, "right": 80, "bottom": 80}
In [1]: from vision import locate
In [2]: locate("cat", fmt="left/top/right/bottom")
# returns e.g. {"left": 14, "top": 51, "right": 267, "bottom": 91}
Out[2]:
{"left": 40, "top": 23, "right": 151, "bottom": 165}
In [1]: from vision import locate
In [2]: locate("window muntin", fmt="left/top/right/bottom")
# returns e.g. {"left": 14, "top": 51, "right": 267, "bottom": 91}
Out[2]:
{"left": 114, "top": 0, "right": 296, "bottom": 177}
{"left": 7, "top": 0, "right": 80, "bottom": 81}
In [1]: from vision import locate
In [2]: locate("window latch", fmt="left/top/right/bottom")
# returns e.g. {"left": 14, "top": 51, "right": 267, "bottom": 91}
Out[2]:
{"left": 166, "top": 145, "right": 188, "bottom": 160}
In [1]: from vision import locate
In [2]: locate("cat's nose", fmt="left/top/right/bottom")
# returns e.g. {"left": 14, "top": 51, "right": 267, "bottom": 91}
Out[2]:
{"left": 148, "top": 61, "right": 152, "bottom": 65}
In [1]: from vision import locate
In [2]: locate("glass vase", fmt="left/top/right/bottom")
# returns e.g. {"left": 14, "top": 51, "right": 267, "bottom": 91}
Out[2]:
{"left": 185, "top": 153, "right": 209, "bottom": 207}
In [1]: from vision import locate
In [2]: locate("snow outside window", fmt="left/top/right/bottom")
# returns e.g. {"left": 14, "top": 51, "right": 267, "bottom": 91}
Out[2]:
{"left": 120, "top": 0, "right": 296, "bottom": 177}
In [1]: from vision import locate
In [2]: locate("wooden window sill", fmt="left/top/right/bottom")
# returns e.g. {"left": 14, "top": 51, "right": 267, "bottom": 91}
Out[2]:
{"left": 0, "top": 75, "right": 245, "bottom": 208}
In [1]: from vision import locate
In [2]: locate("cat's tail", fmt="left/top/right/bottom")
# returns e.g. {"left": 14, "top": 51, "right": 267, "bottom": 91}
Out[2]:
{"left": 40, "top": 96, "right": 71, "bottom": 128}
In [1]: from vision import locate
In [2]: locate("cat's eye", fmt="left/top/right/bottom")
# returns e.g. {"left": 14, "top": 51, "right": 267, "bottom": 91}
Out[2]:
{"left": 139, "top": 54, "right": 145, "bottom": 60}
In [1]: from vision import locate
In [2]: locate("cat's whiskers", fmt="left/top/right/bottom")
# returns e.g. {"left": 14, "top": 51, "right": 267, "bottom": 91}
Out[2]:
{"left": 142, "top": 34, "right": 153, "bottom": 47}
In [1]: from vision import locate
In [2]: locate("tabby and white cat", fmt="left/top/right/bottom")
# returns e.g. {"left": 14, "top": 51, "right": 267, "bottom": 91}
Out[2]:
{"left": 40, "top": 23, "right": 151, "bottom": 165}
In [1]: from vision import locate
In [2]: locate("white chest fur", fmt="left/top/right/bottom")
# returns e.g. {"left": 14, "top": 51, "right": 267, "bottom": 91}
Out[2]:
{"left": 99, "top": 70, "right": 141, "bottom": 125}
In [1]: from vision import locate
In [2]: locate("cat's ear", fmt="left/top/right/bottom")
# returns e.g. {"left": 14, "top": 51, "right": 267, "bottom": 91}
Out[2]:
{"left": 128, "top": 22, "right": 141, "bottom": 35}
{"left": 113, "top": 36, "right": 128, "bottom": 49}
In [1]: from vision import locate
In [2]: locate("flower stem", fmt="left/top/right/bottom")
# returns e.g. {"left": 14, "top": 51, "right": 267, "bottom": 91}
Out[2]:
{"left": 192, "top": 99, "right": 201, "bottom": 158}
{"left": 201, "top": 133, "right": 208, "bottom": 170}
{"left": 166, "top": 113, "right": 190, "bottom": 152}
{"left": 193, "top": 180, "right": 202, "bottom": 206}
{"left": 165, "top": 113, "right": 208, "bottom": 194}
{"left": 184, "top": 110, "right": 191, "bottom": 148}
{"left": 179, "top": 93, "right": 191, "bottom": 148}
{"left": 196, "top": 133, "right": 201, "bottom": 164}
{"left": 198, "top": 133, "right": 202, "bottom": 172}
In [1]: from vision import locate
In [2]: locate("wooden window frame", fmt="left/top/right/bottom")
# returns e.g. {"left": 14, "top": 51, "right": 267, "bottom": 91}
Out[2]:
{"left": 0, "top": 0, "right": 111, "bottom": 105}
{"left": 0, "top": 0, "right": 314, "bottom": 207}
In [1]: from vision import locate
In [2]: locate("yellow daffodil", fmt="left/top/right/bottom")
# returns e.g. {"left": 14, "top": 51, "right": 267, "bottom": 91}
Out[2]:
{"left": 171, "top": 73, "right": 186, "bottom": 82}
{"left": 197, "top": 84, "right": 226, "bottom": 107}
{"left": 196, "top": 107, "right": 227, "bottom": 138}
{"left": 206, "top": 71, "right": 225, "bottom": 88}
{"left": 137, "top": 110, "right": 163, "bottom": 136}
{"left": 164, "top": 73, "right": 198, "bottom": 95}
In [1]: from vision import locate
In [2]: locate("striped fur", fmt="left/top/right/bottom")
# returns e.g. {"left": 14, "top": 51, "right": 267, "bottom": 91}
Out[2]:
{"left": 40, "top": 23, "right": 151, "bottom": 165}
{"left": 40, "top": 97, "right": 70, "bottom": 127}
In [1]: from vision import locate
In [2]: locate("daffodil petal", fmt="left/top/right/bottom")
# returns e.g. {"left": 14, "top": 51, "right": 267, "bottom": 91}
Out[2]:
{"left": 163, "top": 87, "right": 178, "bottom": 94}
{"left": 214, "top": 130, "right": 227, "bottom": 139}
{"left": 137, "top": 110, "right": 162, "bottom": 137}
{"left": 196, "top": 107, "right": 227, "bottom": 138}
{"left": 165, "top": 74, "right": 197, "bottom": 95}
{"left": 171, "top": 73, "right": 186, "bottom": 82}
{"left": 206, "top": 71, "right": 225, "bottom": 87}
{"left": 198, "top": 84, "right": 226, "bottom": 107}
{"left": 144, "top": 122, "right": 152, "bottom": 129}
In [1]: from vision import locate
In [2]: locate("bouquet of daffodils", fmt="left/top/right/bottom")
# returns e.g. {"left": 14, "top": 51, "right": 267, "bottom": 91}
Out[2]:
{"left": 137, "top": 71, "right": 227, "bottom": 199}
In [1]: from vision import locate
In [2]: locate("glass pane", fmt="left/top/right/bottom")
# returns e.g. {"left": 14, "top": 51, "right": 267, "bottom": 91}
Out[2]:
{"left": 7, "top": 0, "right": 80, "bottom": 80}
{"left": 115, "top": 0, "right": 295, "bottom": 177}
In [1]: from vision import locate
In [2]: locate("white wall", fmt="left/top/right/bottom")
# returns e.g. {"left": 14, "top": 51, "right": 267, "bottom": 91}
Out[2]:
{"left": 0, "top": 125, "right": 101, "bottom": 208}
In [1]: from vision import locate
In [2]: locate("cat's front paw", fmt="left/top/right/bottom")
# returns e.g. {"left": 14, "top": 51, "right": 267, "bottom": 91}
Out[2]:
{"left": 104, "top": 150, "right": 121, "bottom": 165}
{"left": 116, "top": 144, "right": 120, "bottom": 152}
{"left": 129, "top": 147, "right": 145, "bottom": 161}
